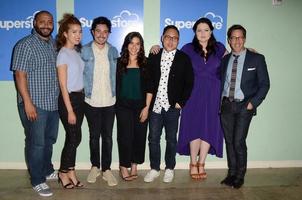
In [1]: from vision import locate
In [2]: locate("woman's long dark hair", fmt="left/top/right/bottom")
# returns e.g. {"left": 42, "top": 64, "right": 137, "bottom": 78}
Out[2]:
{"left": 118, "top": 32, "right": 147, "bottom": 76}
{"left": 192, "top": 17, "right": 217, "bottom": 60}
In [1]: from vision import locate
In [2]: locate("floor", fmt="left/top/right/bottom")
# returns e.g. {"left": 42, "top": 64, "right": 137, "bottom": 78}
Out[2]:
{"left": 0, "top": 168, "right": 302, "bottom": 200}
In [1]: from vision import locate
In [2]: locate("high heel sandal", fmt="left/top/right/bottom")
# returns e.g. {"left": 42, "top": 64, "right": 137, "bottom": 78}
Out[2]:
{"left": 68, "top": 168, "right": 84, "bottom": 187}
{"left": 130, "top": 174, "right": 138, "bottom": 179}
{"left": 58, "top": 170, "right": 74, "bottom": 189}
{"left": 189, "top": 163, "right": 200, "bottom": 180}
{"left": 130, "top": 164, "right": 138, "bottom": 180}
{"left": 197, "top": 163, "right": 207, "bottom": 179}
{"left": 119, "top": 167, "right": 133, "bottom": 181}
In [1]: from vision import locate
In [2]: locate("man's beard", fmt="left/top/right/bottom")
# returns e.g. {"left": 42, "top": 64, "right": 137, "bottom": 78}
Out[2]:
{"left": 95, "top": 37, "right": 106, "bottom": 45}
{"left": 35, "top": 26, "right": 53, "bottom": 38}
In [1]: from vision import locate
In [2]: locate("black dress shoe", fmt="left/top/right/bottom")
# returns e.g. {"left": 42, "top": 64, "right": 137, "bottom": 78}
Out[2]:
{"left": 232, "top": 178, "right": 244, "bottom": 189}
{"left": 220, "top": 175, "right": 236, "bottom": 186}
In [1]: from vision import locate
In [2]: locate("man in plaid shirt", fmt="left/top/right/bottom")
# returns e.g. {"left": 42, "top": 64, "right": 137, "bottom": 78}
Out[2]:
{"left": 11, "top": 10, "right": 59, "bottom": 197}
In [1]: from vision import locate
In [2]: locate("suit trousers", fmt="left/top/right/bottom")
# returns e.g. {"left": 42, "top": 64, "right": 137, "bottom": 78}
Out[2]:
{"left": 58, "top": 92, "right": 84, "bottom": 170}
{"left": 220, "top": 98, "right": 253, "bottom": 179}
{"left": 116, "top": 99, "right": 148, "bottom": 168}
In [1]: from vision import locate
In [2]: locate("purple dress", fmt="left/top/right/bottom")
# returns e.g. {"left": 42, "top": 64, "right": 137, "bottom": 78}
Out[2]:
{"left": 177, "top": 42, "right": 225, "bottom": 158}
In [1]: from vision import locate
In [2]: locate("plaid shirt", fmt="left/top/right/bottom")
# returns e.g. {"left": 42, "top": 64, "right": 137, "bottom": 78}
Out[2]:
{"left": 11, "top": 30, "right": 59, "bottom": 111}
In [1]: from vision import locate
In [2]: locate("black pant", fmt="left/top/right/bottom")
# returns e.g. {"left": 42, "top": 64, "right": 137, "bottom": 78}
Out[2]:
{"left": 221, "top": 98, "right": 253, "bottom": 179}
{"left": 116, "top": 99, "right": 148, "bottom": 168}
{"left": 58, "top": 92, "right": 84, "bottom": 170}
{"left": 84, "top": 103, "right": 115, "bottom": 171}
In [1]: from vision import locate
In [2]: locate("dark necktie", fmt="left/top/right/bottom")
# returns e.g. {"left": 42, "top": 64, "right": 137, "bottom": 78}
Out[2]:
{"left": 229, "top": 55, "right": 240, "bottom": 101}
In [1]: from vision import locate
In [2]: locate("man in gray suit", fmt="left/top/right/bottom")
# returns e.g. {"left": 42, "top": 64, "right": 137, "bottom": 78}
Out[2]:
{"left": 220, "top": 24, "right": 270, "bottom": 189}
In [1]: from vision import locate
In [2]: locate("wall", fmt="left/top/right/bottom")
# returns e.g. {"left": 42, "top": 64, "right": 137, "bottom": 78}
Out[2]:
{"left": 0, "top": 0, "right": 301, "bottom": 169}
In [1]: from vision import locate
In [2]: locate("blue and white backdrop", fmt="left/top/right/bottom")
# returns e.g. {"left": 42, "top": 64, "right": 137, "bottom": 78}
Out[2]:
{"left": 0, "top": 0, "right": 227, "bottom": 81}
{"left": 160, "top": 0, "right": 228, "bottom": 48}
{"left": 0, "top": 0, "right": 56, "bottom": 81}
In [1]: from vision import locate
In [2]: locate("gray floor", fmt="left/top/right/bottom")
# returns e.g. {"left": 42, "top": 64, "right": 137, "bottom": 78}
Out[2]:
{"left": 1, "top": 168, "right": 302, "bottom": 200}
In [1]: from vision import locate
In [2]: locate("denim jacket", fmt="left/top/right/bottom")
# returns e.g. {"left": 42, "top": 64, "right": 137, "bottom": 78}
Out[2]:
{"left": 81, "top": 41, "right": 118, "bottom": 98}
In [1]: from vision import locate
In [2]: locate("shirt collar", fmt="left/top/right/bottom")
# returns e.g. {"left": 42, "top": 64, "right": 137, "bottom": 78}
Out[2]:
{"left": 162, "top": 49, "right": 176, "bottom": 56}
{"left": 232, "top": 48, "right": 246, "bottom": 57}
{"left": 93, "top": 42, "right": 108, "bottom": 53}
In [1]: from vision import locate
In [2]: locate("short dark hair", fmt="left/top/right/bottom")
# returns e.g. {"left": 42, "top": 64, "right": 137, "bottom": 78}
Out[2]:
{"left": 34, "top": 10, "right": 53, "bottom": 21}
{"left": 91, "top": 16, "right": 112, "bottom": 33}
{"left": 227, "top": 24, "right": 246, "bottom": 39}
{"left": 162, "top": 25, "right": 179, "bottom": 36}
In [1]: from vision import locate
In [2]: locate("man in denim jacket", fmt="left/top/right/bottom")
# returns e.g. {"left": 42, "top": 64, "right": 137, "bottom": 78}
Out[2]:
{"left": 81, "top": 16, "right": 118, "bottom": 186}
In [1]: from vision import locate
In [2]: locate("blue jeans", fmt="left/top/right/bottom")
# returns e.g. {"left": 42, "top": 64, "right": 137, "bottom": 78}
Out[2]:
{"left": 18, "top": 103, "right": 59, "bottom": 186}
{"left": 148, "top": 108, "right": 180, "bottom": 171}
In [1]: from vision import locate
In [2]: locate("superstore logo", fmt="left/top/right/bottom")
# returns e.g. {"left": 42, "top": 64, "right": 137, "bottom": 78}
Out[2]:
{"left": 80, "top": 10, "right": 141, "bottom": 28}
{"left": 164, "top": 12, "right": 224, "bottom": 30}
{"left": 0, "top": 11, "right": 39, "bottom": 31}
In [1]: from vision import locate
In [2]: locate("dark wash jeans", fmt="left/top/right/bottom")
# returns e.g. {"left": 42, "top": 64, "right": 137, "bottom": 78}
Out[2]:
{"left": 58, "top": 92, "right": 84, "bottom": 170}
{"left": 220, "top": 98, "right": 254, "bottom": 179}
{"left": 18, "top": 103, "right": 59, "bottom": 186}
{"left": 148, "top": 107, "right": 180, "bottom": 171}
{"left": 84, "top": 103, "right": 115, "bottom": 171}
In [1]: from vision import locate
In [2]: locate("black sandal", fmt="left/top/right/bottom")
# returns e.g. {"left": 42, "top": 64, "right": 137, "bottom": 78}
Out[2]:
{"left": 68, "top": 168, "right": 84, "bottom": 187}
{"left": 58, "top": 170, "right": 74, "bottom": 189}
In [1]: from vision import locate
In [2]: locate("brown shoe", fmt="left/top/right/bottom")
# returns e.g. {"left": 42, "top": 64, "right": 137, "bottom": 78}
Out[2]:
{"left": 197, "top": 163, "right": 207, "bottom": 179}
{"left": 189, "top": 163, "right": 200, "bottom": 180}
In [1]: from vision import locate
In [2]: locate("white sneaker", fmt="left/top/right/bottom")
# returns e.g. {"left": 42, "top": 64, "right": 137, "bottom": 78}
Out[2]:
{"left": 46, "top": 171, "right": 58, "bottom": 181}
{"left": 144, "top": 169, "right": 160, "bottom": 183}
{"left": 33, "top": 182, "right": 53, "bottom": 197}
{"left": 87, "top": 166, "right": 100, "bottom": 183}
{"left": 163, "top": 169, "right": 174, "bottom": 183}
{"left": 102, "top": 170, "right": 118, "bottom": 186}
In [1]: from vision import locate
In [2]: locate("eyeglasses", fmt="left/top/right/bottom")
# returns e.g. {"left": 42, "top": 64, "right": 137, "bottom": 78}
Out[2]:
{"left": 163, "top": 35, "right": 179, "bottom": 42}
{"left": 230, "top": 36, "right": 245, "bottom": 41}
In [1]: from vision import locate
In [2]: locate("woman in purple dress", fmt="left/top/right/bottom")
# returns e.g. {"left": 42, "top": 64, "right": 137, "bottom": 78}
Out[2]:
{"left": 177, "top": 17, "right": 226, "bottom": 179}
